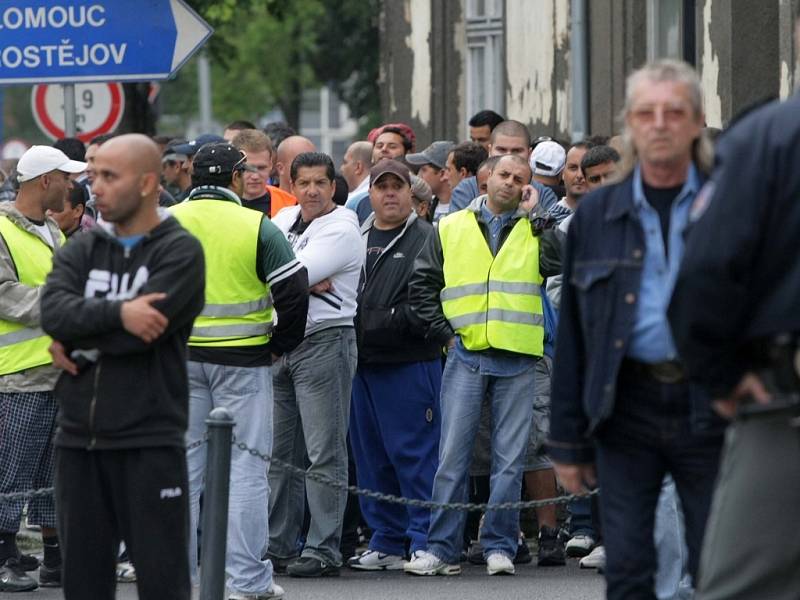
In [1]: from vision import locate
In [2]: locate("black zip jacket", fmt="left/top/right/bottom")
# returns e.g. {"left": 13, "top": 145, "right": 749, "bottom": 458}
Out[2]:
{"left": 41, "top": 214, "right": 205, "bottom": 450}
{"left": 357, "top": 212, "right": 441, "bottom": 364}
{"left": 409, "top": 196, "right": 562, "bottom": 346}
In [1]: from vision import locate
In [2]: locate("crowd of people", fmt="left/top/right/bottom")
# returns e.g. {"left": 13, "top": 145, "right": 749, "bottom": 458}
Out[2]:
{"left": 0, "top": 50, "right": 798, "bottom": 600}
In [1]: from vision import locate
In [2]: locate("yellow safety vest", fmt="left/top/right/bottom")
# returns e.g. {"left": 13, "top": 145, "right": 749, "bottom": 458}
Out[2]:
{"left": 0, "top": 216, "right": 59, "bottom": 375}
{"left": 438, "top": 209, "right": 544, "bottom": 356}
{"left": 170, "top": 200, "right": 273, "bottom": 347}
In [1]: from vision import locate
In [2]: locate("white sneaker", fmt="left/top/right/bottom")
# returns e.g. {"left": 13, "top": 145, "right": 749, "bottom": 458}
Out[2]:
{"left": 565, "top": 534, "right": 596, "bottom": 558}
{"left": 348, "top": 549, "right": 405, "bottom": 571}
{"left": 116, "top": 561, "right": 136, "bottom": 583}
{"left": 228, "top": 582, "right": 285, "bottom": 599}
{"left": 485, "top": 552, "right": 515, "bottom": 575}
{"left": 579, "top": 545, "right": 606, "bottom": 570}
{"left": 403, "top": 550, "right": 461, "bottom": 576}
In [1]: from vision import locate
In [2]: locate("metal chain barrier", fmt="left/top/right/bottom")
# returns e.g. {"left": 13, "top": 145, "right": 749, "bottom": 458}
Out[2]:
{"left": 0, "top": 434, "right": 210, "bottom": 505}
{"left": 231, "top": 436, "right": 598, "bottom": 511}
{"left": 0, "top": 430, "right": 598, "bottom": 510}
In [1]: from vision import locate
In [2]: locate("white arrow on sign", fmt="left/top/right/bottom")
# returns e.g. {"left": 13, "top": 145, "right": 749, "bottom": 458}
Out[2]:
{"left": 171, "top": 0, "right": 214, "bottom": 74}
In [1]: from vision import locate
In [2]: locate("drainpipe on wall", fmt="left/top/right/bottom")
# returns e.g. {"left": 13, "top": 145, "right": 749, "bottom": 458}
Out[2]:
{"left": 570, "top": 0, "right": 589, "bottom": 141}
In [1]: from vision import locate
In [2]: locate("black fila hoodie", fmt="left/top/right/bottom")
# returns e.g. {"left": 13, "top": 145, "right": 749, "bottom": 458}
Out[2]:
{"left": 41, "top": 212, "right": 205, "bottom": 450}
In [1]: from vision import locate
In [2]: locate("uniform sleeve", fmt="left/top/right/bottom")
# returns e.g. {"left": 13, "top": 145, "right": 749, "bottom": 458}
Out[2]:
{"left": 669, "top": 122, "right": 770, "bottom": 394}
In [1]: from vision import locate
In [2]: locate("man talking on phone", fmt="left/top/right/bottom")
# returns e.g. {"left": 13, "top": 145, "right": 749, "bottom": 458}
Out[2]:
{"left": 405, "top": 153, "right": 560, "bottom": 577}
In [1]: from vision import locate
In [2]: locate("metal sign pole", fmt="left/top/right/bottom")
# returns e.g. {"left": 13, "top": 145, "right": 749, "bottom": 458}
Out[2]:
{"left": 63, "top": 84, "right": 76, "bottom": 138}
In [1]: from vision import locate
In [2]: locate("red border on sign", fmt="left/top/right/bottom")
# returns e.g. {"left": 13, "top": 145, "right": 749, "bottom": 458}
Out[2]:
{"left": 33, "top": 84, "right": 124, "bottom": 143}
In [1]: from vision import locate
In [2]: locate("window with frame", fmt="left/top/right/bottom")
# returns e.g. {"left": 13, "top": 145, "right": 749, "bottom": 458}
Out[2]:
{"left": 646, "top": 0, "right": 696, "bottom": 64}
{"left": 466, "top": 0, "right": 505, "bottom": 118}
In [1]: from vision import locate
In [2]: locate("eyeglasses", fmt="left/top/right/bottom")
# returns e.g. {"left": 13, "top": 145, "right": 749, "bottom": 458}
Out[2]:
{"left": 232, "top": 151, "right": 247, "bottom": 171}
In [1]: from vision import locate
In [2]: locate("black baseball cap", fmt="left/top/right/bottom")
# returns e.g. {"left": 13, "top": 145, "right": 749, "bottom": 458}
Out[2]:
{"left": 191, "top": 143, "right": 250, "bottom": 177}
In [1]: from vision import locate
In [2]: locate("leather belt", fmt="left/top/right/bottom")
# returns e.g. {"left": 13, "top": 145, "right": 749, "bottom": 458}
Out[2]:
{"left": 622, "top": 358, "right": 687, "bottom": 384}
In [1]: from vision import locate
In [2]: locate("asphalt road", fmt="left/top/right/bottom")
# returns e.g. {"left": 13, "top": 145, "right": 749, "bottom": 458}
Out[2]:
{"left": 13, "top": 559, "right": 605, "bottom": 599}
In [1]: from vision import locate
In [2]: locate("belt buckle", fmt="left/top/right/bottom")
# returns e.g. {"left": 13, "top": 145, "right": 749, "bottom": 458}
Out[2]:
{"left": 650, "top": 362, "right": 685, "bottom": 384}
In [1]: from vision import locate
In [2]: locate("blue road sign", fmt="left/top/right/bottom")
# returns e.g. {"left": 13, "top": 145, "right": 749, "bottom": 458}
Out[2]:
{"left": 0, "top": 0, "right": 213, "bottom": 85}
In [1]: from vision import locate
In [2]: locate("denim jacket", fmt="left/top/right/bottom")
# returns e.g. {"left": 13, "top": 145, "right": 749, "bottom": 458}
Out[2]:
{"left": 547, "top": 169, "right": 725, "bottom": 465}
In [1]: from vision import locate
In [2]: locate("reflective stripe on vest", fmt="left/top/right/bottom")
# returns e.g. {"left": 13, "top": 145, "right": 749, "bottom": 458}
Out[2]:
{"left": 0, "top": 217, "right": 56, "bottom": 375}
{"left": 170, "top": 200, "right": 273, "bottom": 347}
{"left": 438, "top": 209, "right": 544, "bottom": 356}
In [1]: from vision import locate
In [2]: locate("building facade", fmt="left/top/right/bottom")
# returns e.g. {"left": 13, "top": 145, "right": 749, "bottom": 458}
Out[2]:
{"left": 380, "top": 0, "right": 799, "bottom": 146}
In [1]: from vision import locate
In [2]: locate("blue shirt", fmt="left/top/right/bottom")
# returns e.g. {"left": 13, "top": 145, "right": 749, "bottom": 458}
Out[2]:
{"left": 626, "top": 163, "right": 701, "bottom": 363}
{"left": 453, "top": 199, "right": 537, "bottom": 375}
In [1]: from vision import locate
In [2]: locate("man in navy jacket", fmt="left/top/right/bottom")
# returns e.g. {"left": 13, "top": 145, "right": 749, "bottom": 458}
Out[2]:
{"left": 547, "top": 61, "right": 724, "bottom": 600}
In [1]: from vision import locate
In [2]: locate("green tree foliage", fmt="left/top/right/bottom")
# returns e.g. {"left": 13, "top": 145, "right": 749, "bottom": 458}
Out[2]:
{"left": 168, "top": 0, "right": 380, "bottom": 130}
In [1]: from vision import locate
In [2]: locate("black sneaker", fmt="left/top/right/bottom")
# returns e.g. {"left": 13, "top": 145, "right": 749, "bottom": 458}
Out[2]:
{"left": 467, "top": 541, "right": 485, "bottom": 565}
{"left": 263, "top": 554, "right": 294, "bottom": 574}
{"left": 0, "top": 557, "right": 38, "bottom": 592}
{"left": 39, "top": 564, "right": 62, "bottom": 587}
{"left": 537, "top": 526, "right": 566, "bottom": 567}
{"left": 286, "top": 556, "right": 340, "bottom": 578}
{"left": 514, "top": 535, "right": 532, "bottom": 565}
{"left": 18, "top": 553, "right": 39, "bottom": 572}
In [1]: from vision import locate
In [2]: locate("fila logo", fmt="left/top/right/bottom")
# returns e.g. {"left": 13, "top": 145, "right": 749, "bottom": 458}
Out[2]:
{"left": 84, "top": 266, "right": 149, "bottom": 300}
{"left": 159, "top": 487, "right": 183, "bottom": 499}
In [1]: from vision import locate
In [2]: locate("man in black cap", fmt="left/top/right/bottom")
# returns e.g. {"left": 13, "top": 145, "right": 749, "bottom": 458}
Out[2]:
{"left": 170, "top": 142, "right": 309, "bottom": 599}
{"left": 163, "top": 134, "right": 226, "bottom": 202}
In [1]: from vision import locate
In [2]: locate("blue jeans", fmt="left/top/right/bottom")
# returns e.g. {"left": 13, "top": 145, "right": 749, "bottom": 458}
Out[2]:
{"left": 655, "top": 476, "right": 694, "bottom": 600}
{"left": 426, "top": 352, "right": 535, "bottom": 563}
{"left": 268, "top": 327, "right": 357, "bottom": 565}
{"left": 595, "top": 365, "right": 723, "bottom": 600}
{"left": 186, "top": 362, "right": 274, "bottom": 595}
{"left": 350, "top": 360, "right": 441, "bottom": 555}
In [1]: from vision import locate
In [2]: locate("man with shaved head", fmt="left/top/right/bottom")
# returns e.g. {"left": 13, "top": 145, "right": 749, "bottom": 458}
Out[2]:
{"left": 341, "top": 141, "right": 373, "bottom": 209}
{"left": 41, "top": 134, "right": 206, "bottom": 600}
{"left": 405, "top": 154, "right": 561, "bottom": 577}
{"left": 276, "top": 135, "right": 316, "bottom": 193}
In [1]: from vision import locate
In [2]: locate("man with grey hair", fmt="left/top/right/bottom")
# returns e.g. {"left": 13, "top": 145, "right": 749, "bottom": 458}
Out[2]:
{"left": 548, "top": 60, "right": 724, "bottom": 600}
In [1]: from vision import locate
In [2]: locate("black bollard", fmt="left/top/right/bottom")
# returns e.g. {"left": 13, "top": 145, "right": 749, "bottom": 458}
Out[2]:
{"left": 200, "top": 407, "right": 235, "bottom": 600}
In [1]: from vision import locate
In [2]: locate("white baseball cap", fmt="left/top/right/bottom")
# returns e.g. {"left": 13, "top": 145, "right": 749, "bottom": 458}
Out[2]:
{"left": 16, "top": 145, "right": 87, "bottom": 183}
{"left": 530, "top": 140, "right": 566, "bottom": 177}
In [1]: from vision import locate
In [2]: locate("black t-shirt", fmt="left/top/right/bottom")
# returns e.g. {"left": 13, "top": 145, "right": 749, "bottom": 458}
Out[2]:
{"left": 242, "top": 192, "right": 271, "bottom": 216}
{"left": 366, "top": 224, "right": 404, "bottom": 274}
{"left": 643, "top": 182, "right": 683, "bottom": 255}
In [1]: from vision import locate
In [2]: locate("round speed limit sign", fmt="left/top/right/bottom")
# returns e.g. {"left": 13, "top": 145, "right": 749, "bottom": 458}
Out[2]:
{"left": 31, "top": 83, "right": 125, "bottom": 143}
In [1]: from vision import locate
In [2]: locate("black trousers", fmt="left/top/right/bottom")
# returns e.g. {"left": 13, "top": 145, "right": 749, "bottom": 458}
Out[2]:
{"left": 595, "top": 367, "right": 723, "bottom": 600}
{"left": 55, "top": 446, "right": 191, "bottom": 600}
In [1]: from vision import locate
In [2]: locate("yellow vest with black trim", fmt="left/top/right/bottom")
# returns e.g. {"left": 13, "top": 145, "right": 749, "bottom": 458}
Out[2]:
{"left": 438, "top": 209, "right": 544, "bottom": 356}
{"left": 170, "top": 199, "right": 273, "bottom": 347}
{"left": 0, "top": 216, "right": 61, "bottom": 375}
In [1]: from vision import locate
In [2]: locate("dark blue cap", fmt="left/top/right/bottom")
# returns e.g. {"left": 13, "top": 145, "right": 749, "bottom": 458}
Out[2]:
{"left": 171, "top": 134, "right": 226, "bottom": 157}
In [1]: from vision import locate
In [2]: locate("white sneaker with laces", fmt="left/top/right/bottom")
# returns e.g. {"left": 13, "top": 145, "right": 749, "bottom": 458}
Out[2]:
{"left": 579, "top": 545, "right": 606, "bottom": 570}
{"left": 228, "top": 582, "right": 285, "bottom": 599}
{"left": 486, "top": 552, "right": 515, "bottom": 575}
{"left": 348, "top": 549, "right": 405, "bottom": 571}
{"left": 565, "top": 534, "right": 596, "bottom": 558}
{"left": 403, "top": 550, "right": 461, "bottom": 576}
{"left": 116, "top": 561, "right": 136, "bottom": 583}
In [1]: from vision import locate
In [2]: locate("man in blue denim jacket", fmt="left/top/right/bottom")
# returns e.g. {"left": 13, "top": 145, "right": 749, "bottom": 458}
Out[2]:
{"left": 547, "top": 60, "right": 725, "bottom": 600}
